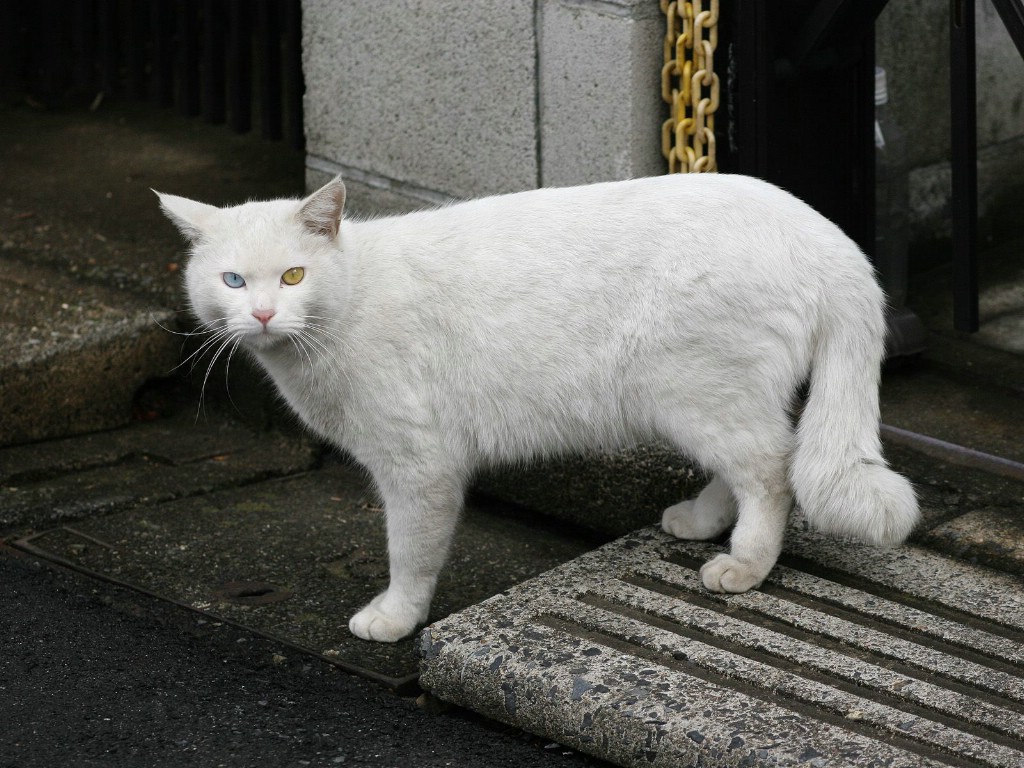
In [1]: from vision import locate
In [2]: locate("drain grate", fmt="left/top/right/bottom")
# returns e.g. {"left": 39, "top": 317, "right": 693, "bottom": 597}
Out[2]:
{"left": 419, "top": 525, "right": 1024, "bottom": 768}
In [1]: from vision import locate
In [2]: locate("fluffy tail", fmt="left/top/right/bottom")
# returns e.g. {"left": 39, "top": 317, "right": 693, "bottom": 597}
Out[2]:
{"left": 790, "top": 300, "right": 919, "bottom": 546}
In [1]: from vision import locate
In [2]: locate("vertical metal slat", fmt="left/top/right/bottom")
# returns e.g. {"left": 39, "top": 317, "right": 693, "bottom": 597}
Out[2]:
{"left": 177, "top": 0, "right": 201, "bottom": 116}
{"left": 202, "top": 0, "right": 227, "bottom": 124}
{"left": 227, "top": 0, "right": 252, "bottom": 133}
{"left": 951, "top": 0, "right": 979, "bottom": 332}
{"left": 150, "top": 0, "right": 175, "bottom": 107}
{"left": 257, "top": 0, "right": 283, "bottom": 141}
{"left": 284, "top": 0, "right": 304, "bottom": 149}
{"left": 125, "top": 0, "right": 149, "bottom": 100}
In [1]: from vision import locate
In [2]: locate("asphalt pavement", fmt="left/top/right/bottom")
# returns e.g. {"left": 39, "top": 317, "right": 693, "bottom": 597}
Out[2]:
{"left": 0, "top": 543, "right": 608, "bottom": 768}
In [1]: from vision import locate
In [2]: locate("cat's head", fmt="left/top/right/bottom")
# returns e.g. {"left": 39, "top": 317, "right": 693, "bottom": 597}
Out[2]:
{"left": 156, "top": 176, "right": 347, "bottom": 353}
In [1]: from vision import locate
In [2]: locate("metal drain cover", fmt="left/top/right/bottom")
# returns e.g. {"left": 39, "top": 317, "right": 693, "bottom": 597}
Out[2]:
{"left": 418, "top": 524, "right": 1024, "bottom": 767}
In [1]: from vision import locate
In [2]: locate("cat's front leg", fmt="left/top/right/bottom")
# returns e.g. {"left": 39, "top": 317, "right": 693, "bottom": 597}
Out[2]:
{"left": 349, "top": 472, "right": 464, "bottom": 643}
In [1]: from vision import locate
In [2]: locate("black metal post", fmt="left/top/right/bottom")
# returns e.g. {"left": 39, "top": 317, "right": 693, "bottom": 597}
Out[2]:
{"left": 177, "top": 0, "right": 201, "bottom": 116}
{"left": 284, "top": 0, "right": 304, "bottom": 149}
{"left": 150, "top": 0, "right": 175, "bottom": 107}
{"left": 227, "top": 0, "right": 252, "bottom": 133}
{"left": 257, "top": 0, "right": 283, "bottom": 141}
{"left": 202, "top": 0, "right": 227, "bottom": 124}
{"left": 951, "top": 0, "right": 979, "bottom": 332}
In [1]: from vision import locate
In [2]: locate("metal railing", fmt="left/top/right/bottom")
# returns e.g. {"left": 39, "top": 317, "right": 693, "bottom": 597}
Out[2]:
{"left": 0, "top": 0, "right": 304, "bottom": 150}
{"left": 951, "top": 0, "right": 1024, "bottom": 332}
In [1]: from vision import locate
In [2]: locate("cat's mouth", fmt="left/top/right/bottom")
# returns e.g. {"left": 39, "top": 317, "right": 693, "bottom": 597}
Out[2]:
{"left": 244, "top": 326, "right": 288, "bottom": 349}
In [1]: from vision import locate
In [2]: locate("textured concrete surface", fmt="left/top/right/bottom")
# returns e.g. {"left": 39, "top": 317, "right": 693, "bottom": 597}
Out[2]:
{"left": 0, "top": 410, "right": 320, "bottom": 532}
{"left": 9, "top": 453, "right": 601, "bottom": 690}
{"left": 478, "top": 443, "right": 706, "bottom": 539}
{"left": 301, "top": 0, "right": 539, "bottom": 200}
{"left": 419, "top": 524, "right": 1024, "bottom": 767}
{"left": 300, "top": 0, "right": 1024, "bottom": 236}
{"left": 536, "top": 0, "right": 663, "bottom": 186}
{"left": 301, "top": 0, "right": 667, "bottom": 204}
{"left": 922, "top": 507, "right": 1024, "bottom": 574}
{"left": 0, "top": 255, "right": 179, "bottom": 446}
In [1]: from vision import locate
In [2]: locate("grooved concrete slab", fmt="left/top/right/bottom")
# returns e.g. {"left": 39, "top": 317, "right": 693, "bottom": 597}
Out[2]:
{"left": 419, "top": 524, "right": 1024, "bottom": 767}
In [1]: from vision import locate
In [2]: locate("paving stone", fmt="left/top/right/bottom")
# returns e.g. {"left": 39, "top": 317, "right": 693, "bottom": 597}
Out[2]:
{"left": 0, "top": 256, "right": 181, "bottom": 447}
{"left": 921, "top": 507, "right": 1024, "bottom": 575}
{"left": 419, "top": 523, "right": 1024, "bottom": 767}
{"left": 0, "top": 417, "right": 319, "bottom": 532}
{"left": 478, "top": 443, "right": 706, "bottom": 539}
{"left": 11, "top": 463, "right": 598, "bottom": 690}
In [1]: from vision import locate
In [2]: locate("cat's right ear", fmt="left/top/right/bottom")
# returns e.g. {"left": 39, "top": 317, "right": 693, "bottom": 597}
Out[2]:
{"left": 298, "top": 175, "right": 346, "bottom": 240}
{"left": 154, "top": 191, "right": 219, "bottom": 244}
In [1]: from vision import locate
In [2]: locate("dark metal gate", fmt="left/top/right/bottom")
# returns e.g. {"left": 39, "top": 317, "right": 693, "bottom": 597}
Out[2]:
{"left": 951, "top": 0, "right": 1024, "bottom": 332}
{"left": 0, "top": 0, "right": 304, "bottom": 150}
{"left": 716, "top": 0, "right": 1024, "bottom": 335}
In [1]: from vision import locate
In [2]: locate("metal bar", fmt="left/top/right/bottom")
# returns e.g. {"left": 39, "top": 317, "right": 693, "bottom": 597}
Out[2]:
{"left": 177, "top": 0, "right": 201, "bottom": 116}
{"left": 125, "top": 0, "right": 149, "bottom": 100}
{"left": 226, "top": 0, "right": 252, "bottom": 133}
{"left": 723, "top": 0, "right": 770, "bottom": 176}
{"left": 284, "top": 0, "right": 304, "bottom": 149}
{"left": 202, "top": 0, "right": 226, "bottom": 124}
{"left": 950, "top": 0, "right": 979, "bottom": 332}
{"left": 990, "top": 0, "right": 1024, "bottom": 61}
{"left": 71, "top": 0, "right": 97, "bottom": 94}
{"left": 858, "top": 30, "right": 877, "bottom": 260}
{"left": 34, "top": 0, "right": 66, "bottom": 100}
{"left": 257, "top": 0, "right": 283, "bottom": 141}
{"left": 788, "top": 0, "right": 889, "bottom": 66}
{"left": 96, "top": 0, "right": 120, "bottom": 97}
{"left": 150, "top": 0, "right": 175, "bottom": 107}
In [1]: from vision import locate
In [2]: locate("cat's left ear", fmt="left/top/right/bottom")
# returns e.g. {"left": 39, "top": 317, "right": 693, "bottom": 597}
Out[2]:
{"left": 298, "top": 175, "right": 346, "bottom": 240}
{"left": 154, "top": 191, "right": 220, "bottom": 244}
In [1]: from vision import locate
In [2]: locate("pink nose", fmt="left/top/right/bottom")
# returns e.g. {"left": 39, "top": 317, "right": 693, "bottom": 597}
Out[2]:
{"left": 252, "top": 309, "right": 276, "bottom": 327}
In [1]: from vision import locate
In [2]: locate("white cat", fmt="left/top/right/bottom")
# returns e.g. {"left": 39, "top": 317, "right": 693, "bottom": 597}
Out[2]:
{"left": 157, "top": 174, "right": 918, "bottom": 643}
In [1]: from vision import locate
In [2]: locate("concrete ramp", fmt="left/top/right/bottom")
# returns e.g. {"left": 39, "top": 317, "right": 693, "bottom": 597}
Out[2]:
{"left": 419, "top": 525, "right": 1024, "bottom": 767}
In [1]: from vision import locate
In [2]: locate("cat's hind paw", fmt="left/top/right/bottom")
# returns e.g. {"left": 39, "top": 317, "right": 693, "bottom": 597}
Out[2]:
{"left": 348, "top": 593, "right": 422, "bottom": 643}
{"left": 661, "top": 476, "right": 737, "bottom": 541}
{"left": 700, "top": 553, "right": 767, "bottom": 594}
{"left": 662, "top": 500, "right": 732, "bottom": 541}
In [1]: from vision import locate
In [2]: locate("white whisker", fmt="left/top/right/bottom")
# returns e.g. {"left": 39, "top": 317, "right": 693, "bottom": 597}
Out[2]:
{"left": 194, "top": 330, "right": 240, "bottom": 422}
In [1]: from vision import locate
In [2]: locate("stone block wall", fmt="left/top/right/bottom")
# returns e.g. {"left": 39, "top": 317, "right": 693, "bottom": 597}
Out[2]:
{"left": 302, "top": 0, "right": 665, "bottom": 204}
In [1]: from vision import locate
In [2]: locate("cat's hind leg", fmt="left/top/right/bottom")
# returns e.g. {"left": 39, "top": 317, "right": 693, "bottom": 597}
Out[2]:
{"left": 699, "top": 453, "right": 792, "bottom": 593}
{"left": 661, "top": 474, "right": 737, "bottom": 540}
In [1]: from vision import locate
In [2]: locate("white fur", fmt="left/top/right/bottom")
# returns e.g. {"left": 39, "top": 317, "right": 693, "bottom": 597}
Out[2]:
{"left": 157, "top": 174, "right": 919, "bottom": 642}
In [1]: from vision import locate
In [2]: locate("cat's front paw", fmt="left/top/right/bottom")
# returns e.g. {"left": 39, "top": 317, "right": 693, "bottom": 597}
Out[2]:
{"left": 348, "top": 592, "right": 423, "bottom": 643}
{"left": 700, "top": 553, "right": 767, "bottom": 593}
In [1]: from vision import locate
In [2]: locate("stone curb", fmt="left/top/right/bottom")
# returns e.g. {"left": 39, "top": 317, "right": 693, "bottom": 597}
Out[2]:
{"left": 419, "top": 524, "right": 1024, "bottom": 767}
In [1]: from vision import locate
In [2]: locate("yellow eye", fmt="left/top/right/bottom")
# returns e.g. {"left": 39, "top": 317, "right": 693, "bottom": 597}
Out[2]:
{"left": 281, "top": 267, "right": 305, "bottom": 286}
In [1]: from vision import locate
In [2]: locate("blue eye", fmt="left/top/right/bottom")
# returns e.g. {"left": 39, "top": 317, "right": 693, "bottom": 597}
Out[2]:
{"left": 222, "top": 272, "right": 246, "bottom": 288}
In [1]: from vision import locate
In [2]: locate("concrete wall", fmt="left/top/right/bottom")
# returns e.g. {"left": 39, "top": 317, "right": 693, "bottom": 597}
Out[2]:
{"left": 302, "top": 0, "right": 665, "bottom": 206}
{"left": 303, "top": 0, "right": 1024, "bottom": 240}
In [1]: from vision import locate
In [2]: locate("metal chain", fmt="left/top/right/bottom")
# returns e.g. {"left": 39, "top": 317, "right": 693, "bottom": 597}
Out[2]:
{"left": 661, "top": 0, "right": 719, "bottom": 173}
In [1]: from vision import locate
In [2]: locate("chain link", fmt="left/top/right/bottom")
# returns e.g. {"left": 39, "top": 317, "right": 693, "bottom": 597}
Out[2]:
{"left": 661, "top": 0, "right": 719, "bottom": 173}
